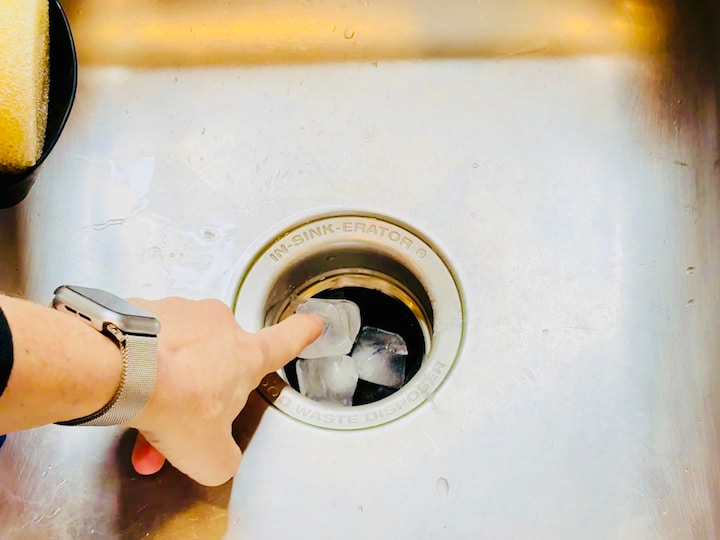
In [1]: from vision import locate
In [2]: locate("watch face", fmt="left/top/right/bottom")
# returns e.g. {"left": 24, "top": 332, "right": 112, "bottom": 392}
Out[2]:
{"left": 67, "top": 286, "right": 153, "bottom": 318}
{"left": 53, "top": 286, "right": 160, "bottom": 336}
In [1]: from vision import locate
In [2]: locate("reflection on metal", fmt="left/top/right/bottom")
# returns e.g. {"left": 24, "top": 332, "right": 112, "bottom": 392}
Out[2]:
{"left": 62, "top": 0, "right": 664, "bottom": 65}
{"left": 1, "top": 0, "right": 720, "bottom": 537}
{"left": 0, "top": 207, "right": 22, "bottom": 294}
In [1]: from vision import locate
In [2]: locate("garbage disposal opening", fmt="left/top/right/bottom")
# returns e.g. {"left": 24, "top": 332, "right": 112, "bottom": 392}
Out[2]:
{"left": 293, "top": 287, "right": 423, "bottom": 405}
{"left": 233, "top": 213, "right": 463, "bottom": 429}
{"left": 266, "top": 250, "right": 432, "bottom": 404}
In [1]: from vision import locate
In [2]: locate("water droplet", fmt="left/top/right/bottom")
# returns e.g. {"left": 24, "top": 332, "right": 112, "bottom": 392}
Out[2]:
{"left": 686, "top": 266, "right": 695, "bottom": 274}
{"left": 472, "top": 162, "right": 479, "bottom": 168}
{"left": 360, "top": 0, "right": 369, "bottom": 6}
{"left": 436, "top": 477, "right": 449, "bottom": 496}
{"left": 344, "top": 26, "right": 356, "bottom": 39}
{"left": 684, "top": 467, "right": 689, "bottom": 473}
{"left": 542, "top": 329, "right": 549, "bottom": 335}
{"left": 357, "top": 505, "right": 364, "bottom": 512}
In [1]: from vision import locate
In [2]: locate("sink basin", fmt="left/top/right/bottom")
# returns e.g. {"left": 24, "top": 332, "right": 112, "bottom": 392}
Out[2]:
{"left": 2, "top": 0, "right": 720, "bottom": 538}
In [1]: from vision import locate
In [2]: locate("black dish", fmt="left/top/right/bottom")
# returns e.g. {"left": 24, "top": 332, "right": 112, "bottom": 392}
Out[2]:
{"left": 0, "top": 0, "right": 78, "bottom": 209}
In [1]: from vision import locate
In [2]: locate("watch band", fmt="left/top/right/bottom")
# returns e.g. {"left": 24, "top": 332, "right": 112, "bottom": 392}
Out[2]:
{"left": 57, "top": 326, "right": 157, "bottom": 426}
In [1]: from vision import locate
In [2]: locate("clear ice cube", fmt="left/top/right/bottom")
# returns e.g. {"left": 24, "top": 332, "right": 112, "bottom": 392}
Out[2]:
{"left": 351, "top": 327, "right": 408, "bottom": 388}
{"left": 296, "top": 356, "right": 359, "bottom": 406}
{"left": 296, "top": 298, "right": 361, "bottom": 359}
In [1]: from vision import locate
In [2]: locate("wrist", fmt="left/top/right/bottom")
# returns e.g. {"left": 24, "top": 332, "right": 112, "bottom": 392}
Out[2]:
{"left": 51, "top": 287, "right": 160, "bottom": 427}
{"left": 59, "top": 315, "right": 124, "bottom": 421}
{"left": 0, "top": 295, "right": 123, "bottom": 431}
{"left": 124, "top": 341, "right": 168, "bottom": 430}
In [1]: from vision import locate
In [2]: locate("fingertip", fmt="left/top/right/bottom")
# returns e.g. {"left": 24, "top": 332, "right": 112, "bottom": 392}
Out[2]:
{"left": 256, "top": 313, "right": 324, "bottom": 372}
{"left": 297, "top": 313, "right": 324, "bottom": 340}
{"left": 287, "top": 313, "right": 325, "bottom": 344}
{"left": 132, "top": 433, "right": 166, "bottom": 476}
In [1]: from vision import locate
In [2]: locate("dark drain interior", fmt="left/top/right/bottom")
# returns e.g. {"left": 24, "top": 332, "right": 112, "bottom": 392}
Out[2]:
{"left": 283, "top": 286, "right": 425, "bottom": 405}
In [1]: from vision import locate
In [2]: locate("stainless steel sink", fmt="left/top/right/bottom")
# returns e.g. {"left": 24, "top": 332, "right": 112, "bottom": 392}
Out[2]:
{"left": 2, "top": 0, "right": 720, "bottom": 538}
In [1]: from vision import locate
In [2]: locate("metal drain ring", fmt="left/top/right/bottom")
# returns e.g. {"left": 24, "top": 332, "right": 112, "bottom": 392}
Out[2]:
{"left": 232, "top": 211, "right": 464, "bottom": 430}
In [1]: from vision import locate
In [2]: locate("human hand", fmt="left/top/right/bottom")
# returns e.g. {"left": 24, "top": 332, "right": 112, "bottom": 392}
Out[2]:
{"left": 124, "top": 297, "right": 322, "bottom": 486}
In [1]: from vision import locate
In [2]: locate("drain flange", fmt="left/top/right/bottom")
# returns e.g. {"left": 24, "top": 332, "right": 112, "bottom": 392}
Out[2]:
{"left": 232, "top": 212, "right": 463, "bottom": 429}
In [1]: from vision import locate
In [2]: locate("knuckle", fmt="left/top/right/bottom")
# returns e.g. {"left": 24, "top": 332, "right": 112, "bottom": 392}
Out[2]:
{"left": 199, "top": 297, "right": 219, "bottom": 310}
{"left": 242, "top": 334, "right": 269, "bottom": 373}
{"left": 253, "top": 334, "right": 270, "bottom": 366}
{"left": 188, "top": 385, "right": 215, "bottom": 419}
{"left": 203, "top": 298, "right": 234, "bottom": 318}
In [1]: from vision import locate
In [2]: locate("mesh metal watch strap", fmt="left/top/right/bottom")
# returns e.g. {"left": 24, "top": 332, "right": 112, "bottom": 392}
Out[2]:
{"left": 58, "top": 330, "right": 157, "bottom": 426}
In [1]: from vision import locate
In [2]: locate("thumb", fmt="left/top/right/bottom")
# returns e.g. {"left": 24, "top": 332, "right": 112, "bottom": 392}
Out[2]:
{"left": 257, "top": 314, "right": 323, "bottom": 373}
{"left": 132, "top": 431, "right": 166, "bottom": 475}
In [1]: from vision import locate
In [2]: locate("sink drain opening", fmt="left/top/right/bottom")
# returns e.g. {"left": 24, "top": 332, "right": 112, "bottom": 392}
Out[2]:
{"left": 233, "top": 213, "right": 463, "bottom": 430}
{"left": 281, "top": 286, "right": 425, "bottom": 405}
{"left": 305, "top": 287, "right": 423, "bottom": 405}
{"left": 283, "top": 287, "right": 422, "bottom": 405}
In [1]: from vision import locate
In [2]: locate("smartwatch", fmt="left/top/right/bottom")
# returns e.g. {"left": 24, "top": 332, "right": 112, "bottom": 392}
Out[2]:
{"left": 52, "top": 286, "right": 160, "bottom": 426}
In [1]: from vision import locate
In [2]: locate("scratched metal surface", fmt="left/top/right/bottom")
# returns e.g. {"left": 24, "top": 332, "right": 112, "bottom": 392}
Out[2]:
{"left": 2, "top": 0, "right": 720, "bottom": 538}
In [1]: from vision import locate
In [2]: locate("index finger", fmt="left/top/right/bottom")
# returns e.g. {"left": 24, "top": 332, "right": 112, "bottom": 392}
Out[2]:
{"left": 257, "top": 314, "right": 323, "bottom": 373}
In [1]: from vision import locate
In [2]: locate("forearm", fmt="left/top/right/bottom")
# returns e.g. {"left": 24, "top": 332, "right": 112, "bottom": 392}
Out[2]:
{"left": 0, "top": 294, "right": 121, "bottom": 433}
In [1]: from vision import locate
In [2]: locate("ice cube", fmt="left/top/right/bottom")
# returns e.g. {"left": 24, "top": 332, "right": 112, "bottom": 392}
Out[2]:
{"left": 296, "top": 356, "right": 359, "bottom": 406}
{"left": 296, "top": 298, "right": 361, "bottom": 359}
{"left": 351, "top": 327, "right": 408, "bottom": 388}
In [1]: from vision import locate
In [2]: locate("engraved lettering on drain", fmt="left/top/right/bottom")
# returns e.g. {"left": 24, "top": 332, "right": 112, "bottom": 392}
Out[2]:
{"left": 269, "top": 224, "right": 337, "bottom": 261}
{"left": 417, "top": 362, "right": 444, "bottom": 393}
{"left": 278, "top": 360, "right": 449, "bottom": 427}
{"left": 293, "top": 405, "right": 360, "bottom": 426}
{"left": 269, "top": 220, "right": 416, "bottom": 262}
{"left": 270, "top": 245, "right": 289, "bottom": 262}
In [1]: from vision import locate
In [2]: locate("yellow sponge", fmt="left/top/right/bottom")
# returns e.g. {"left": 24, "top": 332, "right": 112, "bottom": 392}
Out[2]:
{"left": 0, "top": 0, "right": 49, "bottom": 174}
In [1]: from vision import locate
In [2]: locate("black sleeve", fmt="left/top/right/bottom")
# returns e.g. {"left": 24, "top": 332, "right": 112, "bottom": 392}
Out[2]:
{"left": 0, "top": 305, "right": 13, "bottom": 398}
